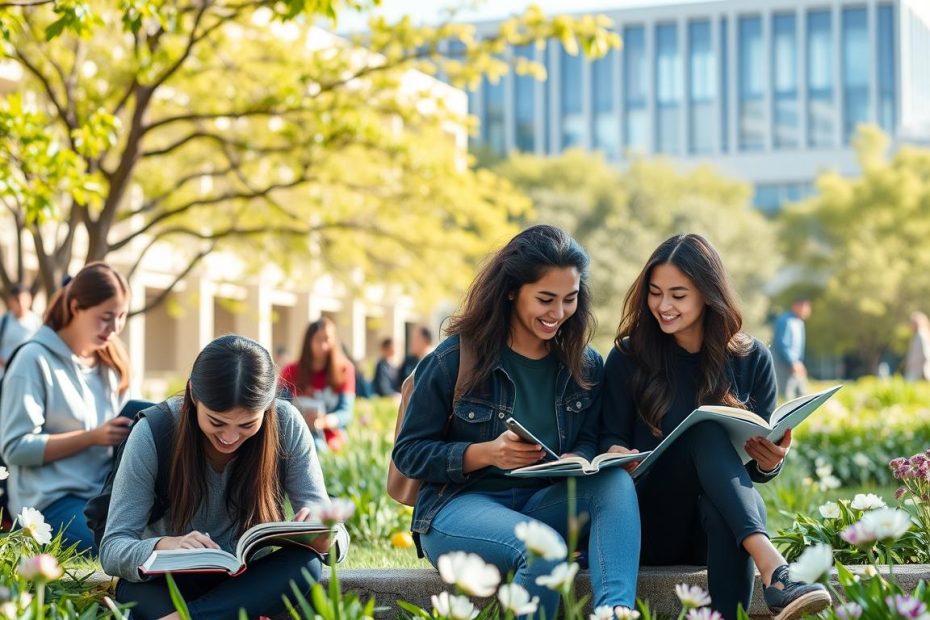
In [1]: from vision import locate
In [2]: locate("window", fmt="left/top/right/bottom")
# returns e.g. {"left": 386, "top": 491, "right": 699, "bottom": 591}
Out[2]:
{"left": 772, "top": 13, "right": 798, "bottom": 148}
{"left": 655, "top": 23, "right": 682, "bottom": 154}
{"left": 807, "top": 10, "right": 834, "bottom": 148}
{"left": 877, "top": 4, "right": 896, "bottom": 133}
{"left": 688, "top": 20, "right": 714, "bottom": 154}
{"left": 560, "top": 47, "right": 584, "bottom": 149}
{"left": 842, "top": 7, "right": 869, "bottom": 143}
{"left": 592, "top": 46, "right": 619, "bottom": 159}
{"left": 623, "top": 26, "right": 648, "bottom": 151}
{"left": 482, "top": 72, "right": 505, "bottom": 154}
{"left": 738, "top": 16, "right": 764, "bottom": 150}
{"left": 514, "top": 45, "right": 536, "bottom": 152}
{"left": 720, "top": 17, "right": 729, "bottom": 150}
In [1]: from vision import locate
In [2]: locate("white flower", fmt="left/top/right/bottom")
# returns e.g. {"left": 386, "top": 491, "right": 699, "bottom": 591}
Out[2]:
{"left": 498, "top": 584, "right": 539, "bottom": 616}
{"left": 590, "top": 605, "right": 615, "bottom": 620}
{"left": 312, "top": 498, "right": 356, "bottom": 525}
{"left": 675, "top": 584, "right": 712, "bottom": 609}
{"left": 0, "top": 602, "right": 16, "bottom": 619}
{"left": 0, "top": 466, "right": 8, "bottom": 480}
{"left": 852, "top": 452, "right": 870, "bottom": 467}
{"left": 437, "top": 552, "right": 500, "bottom": 597}
{"left": 819, "top": 502, "right": 841, "bottom": 519}
{"left": 686, "top": 609, "right": 723, "bottom": 620}
{"left": 614, "top": 607, "right": 641, "bottom": 619}
{"left": 431, "top": 592, "right": 477, "bottom": 620}
{"left": 819, "top": 475, "right": 842, "bottom": 490}
{"left": 850, "top": 493, "right": 886, "bottom": 511}
{"left": 535, "top": 562, "right": 579, "bottom": 592}
{"left": 17, "top": 554, "right": 63, "bottom": 582}
{"left": 859, "top": 508, "right": 912, "bottom": 542}
{"left": 789, "top": 543, "right": 834, "bottom": 584}
{"left": 815, "top": 464, "right": 833, "bottom": 478}
{"left": 514, "top": 520, "right": 567, "bottom": 560}
{"left": 17, "top": 507, "right": 52, "bottom": 545}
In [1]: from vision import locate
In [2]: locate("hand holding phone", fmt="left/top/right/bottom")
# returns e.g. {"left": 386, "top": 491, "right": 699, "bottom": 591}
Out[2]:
{"left": 504, "top": 417, "right": 560, "bottom": 461}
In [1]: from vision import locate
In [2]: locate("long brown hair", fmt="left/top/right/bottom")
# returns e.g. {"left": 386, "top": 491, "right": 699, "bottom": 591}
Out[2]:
{"left": 616, "top": 233, "right": 752, "bottom": 437}
{"left": 446, "top": 224, "right": 597, "bottom": 395}
{"left": 295, "top": 317, "right": 349, "bottom": 392}
{"left": 169, "top": 335, "right": 282, "bottom": 535}
{"left": 44, "top": 262, "right": 131, "bottom": 394}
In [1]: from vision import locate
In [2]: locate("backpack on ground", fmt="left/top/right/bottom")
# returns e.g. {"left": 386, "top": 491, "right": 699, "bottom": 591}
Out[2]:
{"left": 0, "top": 340, "right": 53, "bottom": 530}
{"left": 387, "top": 340, "right": 473, "bottom": 506}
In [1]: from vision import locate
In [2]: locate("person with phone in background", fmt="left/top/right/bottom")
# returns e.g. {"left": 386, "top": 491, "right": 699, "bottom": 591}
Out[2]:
{"left": 392, "top": 225, "right": 640, "bottom": 619}
{"left": 278, "top": 317, "right": 355, "bottom": 451}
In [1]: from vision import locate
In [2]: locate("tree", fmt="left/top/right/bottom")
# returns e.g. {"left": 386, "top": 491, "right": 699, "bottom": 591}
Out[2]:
{"left": 494, "top": 149, "right": 781, "bottom": 351}
{"left": 779, "top": 126, "right": 930, "bottom": 370}
{"left": 0, "top": 1, "right": 619, "bottom": 309}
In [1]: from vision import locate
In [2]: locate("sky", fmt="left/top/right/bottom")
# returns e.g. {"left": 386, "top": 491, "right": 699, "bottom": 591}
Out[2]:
{"left": 333, "top": 0, "right": 712, "bottom": 32}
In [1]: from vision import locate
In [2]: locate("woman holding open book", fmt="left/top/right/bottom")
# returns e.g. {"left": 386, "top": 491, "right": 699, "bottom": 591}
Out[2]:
{"left": 392, "top": 225, "right": 640, "bottom": 619}
{"left": 601, "top": 234, "right": 831, "bottom": 620}
{"left": 99, "top": 334, "right": 332, "bottom": 619}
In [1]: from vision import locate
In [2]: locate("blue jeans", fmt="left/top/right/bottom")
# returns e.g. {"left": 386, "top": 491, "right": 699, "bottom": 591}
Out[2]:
{"left": 420, "top": 468, "right": 640, "bottom": 618}
{"left": 42, "top": 494, "right": 96, "bottom": 555}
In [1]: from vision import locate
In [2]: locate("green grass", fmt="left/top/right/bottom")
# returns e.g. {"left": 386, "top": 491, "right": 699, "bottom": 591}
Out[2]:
{"left": 340, "top": 543, "right": 428, "bottom": 569}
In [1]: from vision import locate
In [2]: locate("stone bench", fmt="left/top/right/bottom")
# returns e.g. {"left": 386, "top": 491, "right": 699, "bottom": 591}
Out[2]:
{"left": 78, "top": 565, "right": 930, "bottom": 619}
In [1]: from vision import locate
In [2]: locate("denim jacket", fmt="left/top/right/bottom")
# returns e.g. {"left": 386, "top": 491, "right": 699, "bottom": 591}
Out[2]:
{"left": 391, "top": 334, "right": 604, "bottom": 539}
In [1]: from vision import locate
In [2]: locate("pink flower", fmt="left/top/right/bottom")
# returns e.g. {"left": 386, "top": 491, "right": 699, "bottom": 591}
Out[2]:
{"left": 841, "top": 522, "right": 876, "bottom": 546}
{"left": 885, "top": 594, "right": 928, "bottom": 619}
{"left": 912, "top": 454, "right": 928, "bottom": 468}
{"left": 835, "top": 602, "right": 863, "bottom": 620}
{"left": 685, "top": 609, "right": 723, "bottom": 620}
{"left": 17, "top": 555, "right": 63, "bottom": 582}
{"left": 895, "top": 486, "right": 908, "bottom": 500}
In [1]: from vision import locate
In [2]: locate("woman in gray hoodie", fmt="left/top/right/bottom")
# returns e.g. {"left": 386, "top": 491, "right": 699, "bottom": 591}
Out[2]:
{"left": 0, "top": 262, "right": 131, "bottom": 553}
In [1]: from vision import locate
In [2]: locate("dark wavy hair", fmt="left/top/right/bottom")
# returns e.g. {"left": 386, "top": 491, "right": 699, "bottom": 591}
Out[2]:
{"left": 446, "top": 224, "right": 596, "bottom": 394}
{"left": 615, "top": 233, "right": 752, "bottom": 437}
{"left": 294, "top": 317, "right": 350, "bottom": 392}
{"left": 169, "top": 335, "right": 282, "bottom": 534}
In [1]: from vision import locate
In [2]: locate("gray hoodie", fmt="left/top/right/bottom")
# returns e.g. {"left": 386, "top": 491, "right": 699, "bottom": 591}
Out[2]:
{"left": 0, "top": 325, "right": 126, "bottom": 515}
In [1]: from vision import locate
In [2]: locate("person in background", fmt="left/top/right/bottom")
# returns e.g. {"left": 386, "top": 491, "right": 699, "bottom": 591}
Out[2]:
{"left": 372, "top": 338, "right": 399, "bottom": 397}
{"left": 905, "top": 311, "right": 930, "bottom": 381}
{"left": 279, "top": 318, "right": 355, "bottom": 450}
{"left": 0, "top": 263, "right": 131, "bottom": 553}
{"left": 0, "top": 283, "right": 43, "bottom": 380}
{"left": 771, "top": 297, "right": 811, "bottom": 401}
{"left": 398, "top": 325, "right": 433, "bottom": 385}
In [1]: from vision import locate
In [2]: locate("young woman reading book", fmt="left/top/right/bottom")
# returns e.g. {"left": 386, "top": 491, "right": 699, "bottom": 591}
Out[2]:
{"left": 392, "top": 225, "right": 640, "bottom": 618}
{"left": 0, "top": 262, "right": 131, "bottom": 554}
{"left": 601, "top": 234, "right": 831, "bottom": 620}
{"left": 99, "top": 334, "right": 332, "bottom": 619}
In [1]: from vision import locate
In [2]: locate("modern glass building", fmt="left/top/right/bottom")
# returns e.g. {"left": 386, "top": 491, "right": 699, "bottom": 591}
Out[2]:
{"left": 464, "top": 0, "right": 930, "bottom": 212}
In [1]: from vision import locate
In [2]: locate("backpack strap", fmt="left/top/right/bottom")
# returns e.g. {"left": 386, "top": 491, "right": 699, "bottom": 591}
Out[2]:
{"left": 140, "top": 401, "right": 176, "bottom": 525}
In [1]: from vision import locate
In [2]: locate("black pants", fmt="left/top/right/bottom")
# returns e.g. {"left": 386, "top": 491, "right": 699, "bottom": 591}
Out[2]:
{"left": 115, "top": 547, "right": 322, "bottom": 619}
{"left": 636, "top": 421, "right": 768, "bottom": 620}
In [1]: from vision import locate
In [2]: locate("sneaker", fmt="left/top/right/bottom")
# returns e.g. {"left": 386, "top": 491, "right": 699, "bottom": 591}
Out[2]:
{"left": 763, "top": 564, "right": 832, "bottom": 620}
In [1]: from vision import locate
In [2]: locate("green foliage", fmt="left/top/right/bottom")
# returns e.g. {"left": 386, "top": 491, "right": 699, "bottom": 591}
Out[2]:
{"left": 820, "top": 563, "right": 930, "bottom": 620}
{"left": 779, "top": 125, "right": 930, "bottom": 368}
{"left": 493, "top": 150, "right": 780, "bottom": 351}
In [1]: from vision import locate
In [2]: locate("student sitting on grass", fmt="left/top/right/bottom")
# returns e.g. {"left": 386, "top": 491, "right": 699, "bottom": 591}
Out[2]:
{"left": 100, "top": 334, "right": 332, "bottom": 619}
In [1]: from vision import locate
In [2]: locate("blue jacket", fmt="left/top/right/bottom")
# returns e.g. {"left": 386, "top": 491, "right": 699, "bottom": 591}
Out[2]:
{"left": 392, "top": 334, "right": 604, "bottom": 537}
{"left": 772, "top": 310, "right": 805, "bottom": 365}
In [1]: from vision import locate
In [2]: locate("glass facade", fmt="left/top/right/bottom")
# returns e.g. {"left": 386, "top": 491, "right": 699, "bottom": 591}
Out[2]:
{"left": 482, "top": 72, "right": 505, "bottom": 154}
{"left": 807, "top": 10, "right": 834, "bottom": 148}
{"left": 772, "top": 13, "right": 799, "bottom": 148}
{"left": 877, "top": 4, "right": 896, "bottom": 133}
{"left": 720, "top": 17, "right": 729, "bottom": 150}
{"left": 592, "top": 46, "right": 619, "bottom": 159}
{"left": 688, "top": 20, "right": 713, "bottom": 154}
{"left": 514, "top": 45, "right": 536, "bottom": 153}
{"left": 560, "top": 47, "right": 584, "bottom": 149}
{"left": 624, "top": 26, "right": 649, "bottom": 152}
{"left": 738, "top": 16, "right": 764, "bottom": 150}
{"left": 842, "top": 7, "right": 869, "bottom": 143}
{"left": 655, "top": 23, "right": 682, "bottom": 153}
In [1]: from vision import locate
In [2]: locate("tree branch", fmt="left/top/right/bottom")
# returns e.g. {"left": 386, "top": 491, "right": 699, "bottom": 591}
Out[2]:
{"left": 127, "top": 242, "right": 217, "bottom": 317}
{"left": 11, "top": 49, "right": 72, "bottom": 131}
{"left": 140, "top": 131, "right": 291, "bottom": 159}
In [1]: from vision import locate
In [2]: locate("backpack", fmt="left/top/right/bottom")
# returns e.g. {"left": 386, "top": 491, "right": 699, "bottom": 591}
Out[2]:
{"left": 387, "top": 340, "right": 474, "bottom": 506}
{"left": 0, "top": 340, "right": 53, "bottom": 529}
{"left": 84, "top": 399, "right": 291, "bottom": 547}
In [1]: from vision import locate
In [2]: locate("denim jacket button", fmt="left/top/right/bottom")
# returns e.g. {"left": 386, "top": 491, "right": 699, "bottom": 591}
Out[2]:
{"left": 468, "top": 411, "right": 475, "bottom": 419}
{"left": 498, "top": 411, "right": 505, "bottom": 419}
{"left": 575, "top": 401, "right": 582, "bottom": 408}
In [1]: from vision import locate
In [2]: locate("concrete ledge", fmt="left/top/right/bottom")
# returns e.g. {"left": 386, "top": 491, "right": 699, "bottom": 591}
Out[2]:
{"left": 79, "top": 565, "right": 930, "bottom": 619}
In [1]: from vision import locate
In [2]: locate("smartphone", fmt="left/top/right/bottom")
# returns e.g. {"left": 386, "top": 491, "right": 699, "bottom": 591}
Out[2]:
{"left": 504, "top": 417, "right": 560, "bottom": 461}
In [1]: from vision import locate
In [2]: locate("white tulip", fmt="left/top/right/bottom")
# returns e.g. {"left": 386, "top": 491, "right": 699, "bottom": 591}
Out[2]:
{"left": 850, "top": 493, "right": 886, "bottom": 511}
{"left": 437, "top": 552, "right": 501, "bottom": 597}
{"left": 535, "top": 562, "right": 579, "bottom": 591}
{"left": 818, "top": 502, "right": 841, "bottom": 519}
{"left": 17, "top": 507, "right": 52, "bottom": 545}
{"left": 859, "top": 508, "right": 912, "bottom": 542}
{"left": 675, "top": 584, "right": 712, "bottom": 609}
{"left": 431, "top": 592, "right": 477, "bottom": 620}
{"left": 590, "top": 605, "right": 615, "bottom": 620}
{"left": 498, "top": 583, "right": 539, "bottom": 616}
{"left": 788, "top": 543, "right": 834, "bottom": 584}
{"left": 514, "top": 520, "right": 567, "bottom": 560}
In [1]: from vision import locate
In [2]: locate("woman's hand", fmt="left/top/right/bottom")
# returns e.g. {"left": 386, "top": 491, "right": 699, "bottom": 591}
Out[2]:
{"left": 155, "top": 531, "right": 220, "bottom": 551}
{"left": 90, "top": 417, "right": 132, "bottom": 446}
{"left": 606, "top": 444, "right": 641, "bottom": 473}
{"left": 291, "top": 508, "right": 331, "bottom": 553}
{"left": 745, "top": 429, "right": 792, "bottom": 472}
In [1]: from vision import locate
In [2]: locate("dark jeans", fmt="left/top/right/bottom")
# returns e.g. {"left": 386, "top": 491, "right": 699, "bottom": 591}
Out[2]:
{"left": 43, "top": 494, "right": 96, "bottom": 555}
{"left": 636, "top": 421, "right": 769, "bottom": 620}
{"left": 115, "top": 546, "right": 322, "bottom": 619}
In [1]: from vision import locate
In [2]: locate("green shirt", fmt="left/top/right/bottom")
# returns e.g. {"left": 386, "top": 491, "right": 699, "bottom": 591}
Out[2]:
{"left": 469, "top": 347, "right": 559, "bottom": 492}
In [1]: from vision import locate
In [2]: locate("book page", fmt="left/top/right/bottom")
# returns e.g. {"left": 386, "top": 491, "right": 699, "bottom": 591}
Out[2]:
{"left": 140, "top": 548, "right": 239, "bottom": 574}
{"left": 590, "top": 450, "right": 651, "bottom": 468}
{"left": 695, "top": 405, "right": 770, "bottom": 428}
{"left": 767, "top": 385, "right": 843, "bottom": 441}
{"left": 235, "top": 520, "right": 330, "bottom": 563}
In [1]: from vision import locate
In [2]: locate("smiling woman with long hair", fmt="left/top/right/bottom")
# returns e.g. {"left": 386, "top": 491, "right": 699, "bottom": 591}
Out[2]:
{"left": 0, "top": 262, "right": 131, "bottom": 554}
{"left": 393, "top": 225, "right": 640, "bottom": 619}
{"left": 601, "top": 234, "right": 831, "bottom": 620}
{"left": 99, "top": 335, "right": 333, "bottom": 619}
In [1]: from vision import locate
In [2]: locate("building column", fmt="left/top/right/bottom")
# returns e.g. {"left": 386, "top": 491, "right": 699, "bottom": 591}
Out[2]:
{"left": 124, "top": 273, "right": 146, "bottom": 397}
{"left": 348, "top": 298, "right": 367, "bottom": 362}
{"left": 176, "top": 275, "right": 214, "bottom": 373}
{"left": 237, "top": 284, "right": 272, "bottom": 351}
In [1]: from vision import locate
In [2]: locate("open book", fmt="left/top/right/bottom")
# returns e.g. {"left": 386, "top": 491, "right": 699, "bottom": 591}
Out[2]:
{"left": 508, "top": 450, "right": 652, "bottom": 478}
{"left": 630, "top": 385, "right": 842, "bottom": 479}
{"left": 139, "top": 521, "right": 349, "bottom": 577}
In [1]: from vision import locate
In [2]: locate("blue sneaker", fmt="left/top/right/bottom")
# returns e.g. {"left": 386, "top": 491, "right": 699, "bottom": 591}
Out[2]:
{"left": 763, "top": 564, "right": 831, "bottom": 620}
